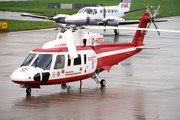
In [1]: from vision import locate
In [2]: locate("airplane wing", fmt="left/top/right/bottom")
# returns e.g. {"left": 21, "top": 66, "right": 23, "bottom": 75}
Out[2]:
{"left": 118, "top": 19, "right": 168, "bottom": 25}
{"left": 21, "top": 13, "right": 54, "bottom": 20}
{"left": 21, "top": 13, "right": 69, "bottom": 22}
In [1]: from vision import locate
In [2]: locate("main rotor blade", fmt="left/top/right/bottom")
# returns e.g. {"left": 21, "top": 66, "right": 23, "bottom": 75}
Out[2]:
{"left": 85, "top": 26, "right": 180, "bottom": 34}
{"left": 65, "top": 30, "right": 78, "bottom": 59}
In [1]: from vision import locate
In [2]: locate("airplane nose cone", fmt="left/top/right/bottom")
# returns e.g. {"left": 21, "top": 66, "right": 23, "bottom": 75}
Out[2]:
{"left": 65, "top": 14, "right": 90, "bottom": 25}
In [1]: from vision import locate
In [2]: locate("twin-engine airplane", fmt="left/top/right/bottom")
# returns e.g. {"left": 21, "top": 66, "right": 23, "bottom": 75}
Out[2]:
{"left": 21, "top": 0, "right": 157, "bottom": 35}
{"left": 11, "top": 5, "right": 179, "bottom": 95}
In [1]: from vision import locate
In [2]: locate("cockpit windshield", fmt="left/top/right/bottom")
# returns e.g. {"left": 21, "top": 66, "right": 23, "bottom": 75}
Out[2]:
{"left": 21, "top": 53, "right": 37, "bottom": 67}
{"left": 32, "top": 54, "right": 52, "bottom": 70}
{"left": 78, "top": 8, "right": 97, "bottom": 14}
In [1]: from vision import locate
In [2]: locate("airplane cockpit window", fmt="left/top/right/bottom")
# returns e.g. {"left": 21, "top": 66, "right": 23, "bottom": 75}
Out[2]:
{"left": 78, "top": 8, "right": 85, "bottom": 13}
{"left": 32, "top": 54, "right": 52, "bottom": 70}
{"left": 21, "top": 53, "right": 37, "bottom": 67}
{"left": 54, "top": 55, "right": 65, "bottom": 69}
{"left": 84, "top": 8, "right": 93, "bottom": 14}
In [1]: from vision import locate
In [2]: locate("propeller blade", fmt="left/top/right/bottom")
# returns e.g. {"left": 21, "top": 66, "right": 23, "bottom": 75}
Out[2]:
{"left": 103, "top": 7, "right": 106, "bottom": 18}
{"left": 55, "top": 5, "right": 57, "bottom": 16}
{"left": 55, "top": 5, "right": 58, "bottom": 30}
{"left": 65, "top": 30, "right": 78, "bottom": 59}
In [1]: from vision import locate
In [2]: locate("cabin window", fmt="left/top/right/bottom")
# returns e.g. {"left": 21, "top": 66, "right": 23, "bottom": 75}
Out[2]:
{"left": 74, "top": 54, "right": 81, "bottom": 65}
{"left": 93, "top": 9, "right": 97, "bottom": 14}
{"left": 111, "top": 9, "right": 113, "bottom": 13}
{"left": 84, "top": 54, "right": 87, "bottom": 64}
{"left": 54, "top": 55, "right": 65, "bottom": 69}
{"left": 100, "top": 9, "right": 103, "bottom": 13}
{"left": 68, "top": 55, "right": 71, "bottom": 66}
{"left": 108, "top": 9, "right": 110, "bottom": 13}
{"left": 21, "top": 53, "right": 37, "bottom": 66}
{"left": 32, "top": 54, "right": 52, "bottom": 70}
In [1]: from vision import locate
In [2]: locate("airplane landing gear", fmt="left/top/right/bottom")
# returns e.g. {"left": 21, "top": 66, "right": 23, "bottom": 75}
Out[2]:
{"left": 114, "top": 29, "right": 119, "bottom": 35}
{"left": 92, "top": 73, "right": 106, "bottom": 87}
{"left": 100, "top": 79, "right": 106, "bottom": 87}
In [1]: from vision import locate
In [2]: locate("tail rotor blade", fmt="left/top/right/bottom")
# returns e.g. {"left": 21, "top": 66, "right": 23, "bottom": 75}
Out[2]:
{"left": 152, "top": 21, "right": 160, "bottom": 35}
{"left": 153, "top": 4, "right": 161, "bottom": 17}
{"left": 146, "top": 3, "right": 153, "bottom": 18}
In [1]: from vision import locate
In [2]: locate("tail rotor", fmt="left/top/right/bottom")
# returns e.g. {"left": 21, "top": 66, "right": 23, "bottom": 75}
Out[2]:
{"left": 146, "top": 4, "right": 161, "bottom": 35}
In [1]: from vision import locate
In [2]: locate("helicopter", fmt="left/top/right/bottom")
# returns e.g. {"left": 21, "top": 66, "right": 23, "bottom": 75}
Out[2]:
{"left": 10, "top": 5, "right": 180, "bottom": 95}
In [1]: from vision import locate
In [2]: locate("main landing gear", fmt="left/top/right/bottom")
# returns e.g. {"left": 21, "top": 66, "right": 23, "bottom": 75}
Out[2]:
{"left": 92, "top": 73, "right": 106, "bottom": 87}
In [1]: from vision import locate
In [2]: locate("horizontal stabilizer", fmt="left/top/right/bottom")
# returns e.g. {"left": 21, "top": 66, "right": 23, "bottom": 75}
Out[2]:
{"left": 136, "top": 46, "right": 160, "bottom": 50}
{"left": 119, "top": 19, "right": 167, "bottom": 25}
{"left": 124, "top": 6, "right": 153, "bottom": 14}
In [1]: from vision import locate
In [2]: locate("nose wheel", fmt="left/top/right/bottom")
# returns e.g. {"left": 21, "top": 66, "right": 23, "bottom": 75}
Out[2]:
{"left": 26, "top": 87, "right": 31, "bottom": 95}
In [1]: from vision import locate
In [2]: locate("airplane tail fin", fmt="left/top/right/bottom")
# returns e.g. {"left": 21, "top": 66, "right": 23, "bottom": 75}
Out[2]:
{"left": 118, "top": 0, "right": 131, "bottom": 12}
{"left": 132, "top": 12, "right": 150, "bottom": 47}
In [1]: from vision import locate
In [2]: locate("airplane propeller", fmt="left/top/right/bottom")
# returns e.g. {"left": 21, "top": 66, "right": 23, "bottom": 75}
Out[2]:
{"left": 54, "top": 5, "right": 59, "bottom": 30}
{"left": 102, "top": 7, "right": 108, "bottom": 32}
{"left": 146, "top": 4, "right": 161, "bottom": 35}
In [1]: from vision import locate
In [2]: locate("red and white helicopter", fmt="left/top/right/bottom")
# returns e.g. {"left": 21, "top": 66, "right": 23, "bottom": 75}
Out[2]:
{"left": 11, "top": 5, "right": 180, "bottom": 94}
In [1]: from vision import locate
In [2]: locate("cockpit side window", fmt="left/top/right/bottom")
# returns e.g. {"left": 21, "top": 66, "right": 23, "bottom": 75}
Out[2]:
{"left": 21, "top": 53, "right": 37, "bottom": 67}
{"left": 54, "top": 55, "right": 65, "bottom": 69}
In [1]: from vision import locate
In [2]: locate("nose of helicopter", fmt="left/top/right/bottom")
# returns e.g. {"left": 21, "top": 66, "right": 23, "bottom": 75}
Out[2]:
{"left": 10, "top": 70, "right": 32, "bottom": 83}
{"left": 10, "top": 67, "right": 39, "bottom": 83}
{"left": 65, "top": 14, "right": 90, "bottom": 25}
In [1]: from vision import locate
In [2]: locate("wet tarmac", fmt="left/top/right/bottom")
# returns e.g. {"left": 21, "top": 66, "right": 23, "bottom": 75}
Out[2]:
{"left": 0, "top": 16, "right": 180, "bottom": 120}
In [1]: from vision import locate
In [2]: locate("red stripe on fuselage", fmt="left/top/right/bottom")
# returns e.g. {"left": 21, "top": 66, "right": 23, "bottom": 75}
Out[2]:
{"left": 12, "top": 72, "right": 95, "bottom": 86}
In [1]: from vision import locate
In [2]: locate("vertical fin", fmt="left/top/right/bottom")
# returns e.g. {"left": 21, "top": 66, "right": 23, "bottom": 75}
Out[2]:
{"left": 132, "top": 12, "right": 150, "bottom": 46}
{"left": 118, "top": 0, "right": 131, "bottom": 12}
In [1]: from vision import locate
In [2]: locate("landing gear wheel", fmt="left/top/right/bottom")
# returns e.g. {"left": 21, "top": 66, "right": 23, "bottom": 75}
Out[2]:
{"left": 26, "top": 87, "right": 31, "bottom": 94}
{"left": 61, "top": 83, "right": 67, "bottom": 90}
{"left": 100, "top": 79, "right": 106, "bottom": 87}
{"left": 114, "top": 29, "right": 119, "bottom": 35}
